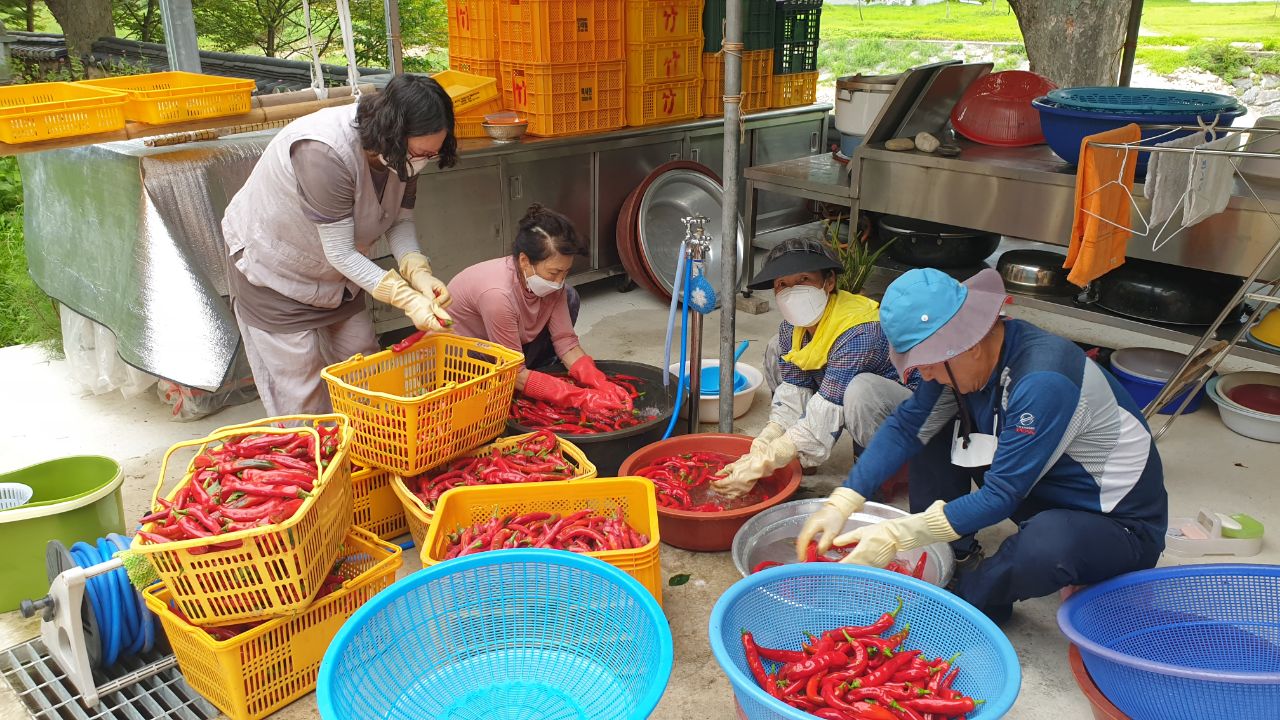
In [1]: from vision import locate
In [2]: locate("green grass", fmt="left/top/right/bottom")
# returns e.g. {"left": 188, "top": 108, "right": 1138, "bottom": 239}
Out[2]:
{"left": 0, "top": 157, "right": 60, "bottom": 350}
{"left": 1134, "top": 47, "right": 1191, "bottom": 75}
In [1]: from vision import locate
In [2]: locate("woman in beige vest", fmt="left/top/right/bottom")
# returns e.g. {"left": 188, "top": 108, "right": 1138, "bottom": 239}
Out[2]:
{"left": 221, "top": 74, "right": 455, "bottom": 415}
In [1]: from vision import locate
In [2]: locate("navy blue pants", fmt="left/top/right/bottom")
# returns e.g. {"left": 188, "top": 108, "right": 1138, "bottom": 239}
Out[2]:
{"left": 908, "top": 428, "right": 1164, "bottom": 621}
{"left": 522, "top": 286, "right": 581, "bottom": 371}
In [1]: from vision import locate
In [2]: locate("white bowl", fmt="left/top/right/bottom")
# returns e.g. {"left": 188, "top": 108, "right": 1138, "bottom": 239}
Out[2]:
{"left": 1207, "top": 377, "right": 1280, "bottom": 443}
{"left": 1238, "top": 115, "right": 1280, "bottom": 186}
{"left": 668, "top": 360, "right": 763, "bottom": 424}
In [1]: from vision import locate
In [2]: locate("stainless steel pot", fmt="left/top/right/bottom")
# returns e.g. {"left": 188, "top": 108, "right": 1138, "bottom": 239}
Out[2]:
{"left": 877, "top": 215, "right": 1001, "bottom": 269}
{"left": 997, "top": 249, "right": 1073, "bottom": 295}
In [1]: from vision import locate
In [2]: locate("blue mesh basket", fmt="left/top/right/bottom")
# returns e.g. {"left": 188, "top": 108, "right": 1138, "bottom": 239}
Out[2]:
{"left": 709, "top": 564, "right": 1020, "bottom": 719}
{"left": 1048, "top": 87, "right": 1239, "bottom": 115}
{"left": 317, "top": 549, "right": 674, "bottom": 720}
{"left": 1059, "top": 564, "right": 1280, "bottom": 720}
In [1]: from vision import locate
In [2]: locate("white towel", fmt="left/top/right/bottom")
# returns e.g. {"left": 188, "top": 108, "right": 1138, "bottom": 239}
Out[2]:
{"left": 1184, "top": 133, "right": 1241, "bottom": 226}
{"left": 1142, "top": 133, "right": 1203, "bottom": 228}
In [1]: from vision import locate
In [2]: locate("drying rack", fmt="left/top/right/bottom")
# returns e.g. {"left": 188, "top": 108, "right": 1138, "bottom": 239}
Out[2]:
{"left": 1086, "top": 123, "right": 1280, "bottom": 440}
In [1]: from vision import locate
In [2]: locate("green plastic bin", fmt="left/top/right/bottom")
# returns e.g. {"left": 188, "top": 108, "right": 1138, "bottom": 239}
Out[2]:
{"left": 0, "top": 456, "right": 125, "bottom": 611}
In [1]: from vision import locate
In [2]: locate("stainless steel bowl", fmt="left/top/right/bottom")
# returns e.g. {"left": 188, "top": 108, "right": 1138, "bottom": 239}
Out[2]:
{"left": 482, "top": 121, "right": 528, "bottom": 143}
{"left": 730, "top": 499, "right": 955, "bottom": 586}
{"left": 996, "top": 248, "right": 1072, "bottom": 295}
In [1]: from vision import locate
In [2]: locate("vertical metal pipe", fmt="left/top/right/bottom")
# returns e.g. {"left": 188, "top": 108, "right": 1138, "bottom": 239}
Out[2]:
{"left": 718, "top": 0, "right": 744, "bottom": 432}
{"left": 158, "top": 0, "right": 201, "bottom": 73}
{"left": 687, "top": 240, "right": 707, "bottom": 434}
{"left": 384, "top": 0, "right": 404, "bottom": 75}
{"left": 1118, "top": 0, "right": 1145, "bottom": 86}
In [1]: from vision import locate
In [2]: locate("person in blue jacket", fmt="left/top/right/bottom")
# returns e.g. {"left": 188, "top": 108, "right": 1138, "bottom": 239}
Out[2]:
{"left": 796, "top": 267, "right": 1168, "bottom": 622}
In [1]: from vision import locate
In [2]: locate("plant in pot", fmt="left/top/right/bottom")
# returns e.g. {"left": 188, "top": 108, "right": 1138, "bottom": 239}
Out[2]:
{"left": 827, "top": 213, "right": 895, "bottom": 295}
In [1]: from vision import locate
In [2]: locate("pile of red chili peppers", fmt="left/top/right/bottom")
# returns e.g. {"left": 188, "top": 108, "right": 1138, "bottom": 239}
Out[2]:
{"left": 167, "top": 560, "right": 348, "bottom": 641}
{"left": 442, "top": 508, "right": 649, "bottom": 559}
{"left": 742, "top": 599, "right": 982, "bottom": 719}
{"left": 752, "top": 544, "right": 929, "bottom": 581}
{"left": 631, "top": 451, "right": 742, "bottom": 512}
{"left": 410, "top": 430, "right": 577, "bottom": 510}
{"left": 510, "top": 373, "right": 647, "bottom": 434}
{"left": 135, "top": 425, "right": 341, "bottom": 547}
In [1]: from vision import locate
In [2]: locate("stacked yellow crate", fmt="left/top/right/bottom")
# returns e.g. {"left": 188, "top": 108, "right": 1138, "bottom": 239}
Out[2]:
{"left": 703, "top": 49, "right": 774, "bottom": 117}
{"left": 624, "top": 0, "right": 705, "bottom": 127}
{"left": 446, "top": 0, "right": 504, "bottom": 137}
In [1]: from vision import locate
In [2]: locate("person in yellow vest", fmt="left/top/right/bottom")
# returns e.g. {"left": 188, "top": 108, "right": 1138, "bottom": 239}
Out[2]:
{"left": 712, "top": 237, "right": 918, "bottom": 498}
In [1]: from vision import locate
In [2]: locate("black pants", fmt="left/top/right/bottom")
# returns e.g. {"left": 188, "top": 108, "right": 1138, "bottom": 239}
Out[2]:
{"left": 522, "top": 286, "right": 581, "bottom": 371}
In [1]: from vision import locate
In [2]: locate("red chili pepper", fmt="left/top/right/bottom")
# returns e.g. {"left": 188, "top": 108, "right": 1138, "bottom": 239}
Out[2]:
{"left": 742, "top": 632, "right": 780, "bottom": 698}
{"left": 756, "top": 645, "right": 807, "bottom": 664}
{"left": 785, "top": 649, "right": 849, "bottom": 682}
{"left": 912, "top": 552, "right": 929, "bottom": 580}
{"left": 905, "top": 696, "right": 981, "bottom": 716}
{"left": 751, "top": 560, "right": 784, "bottom": 574}
{"left": 823, "top": 597, "right": 903, "bottom": 642}
{"left": 862, "top": 649, "right": 921, "bottom": 687}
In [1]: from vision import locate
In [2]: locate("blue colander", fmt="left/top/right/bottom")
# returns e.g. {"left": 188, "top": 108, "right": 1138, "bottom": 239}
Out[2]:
{"left": 318, "top": 549, "right": 674, "bottom": 720}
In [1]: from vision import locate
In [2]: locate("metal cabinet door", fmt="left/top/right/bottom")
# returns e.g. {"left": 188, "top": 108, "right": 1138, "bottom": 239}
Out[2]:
{"left": 687, "top": 130, "right": 747, "bottom": 209}
{"left": 752, "top": 115, "right": 826, "bottom": 232}
{"left": 504, "top": 152, "right": 594, "bottom": 275}
{"left": 596, "top": 138, "right": 684, "bottom": 273}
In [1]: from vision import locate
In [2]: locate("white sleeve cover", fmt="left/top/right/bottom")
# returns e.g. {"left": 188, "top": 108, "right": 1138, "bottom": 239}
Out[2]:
{"left": 385, "top": 215, "right": 421, "bottom": 263}
{"left": 785, "top": 392, "right": 845, "bottom": 468}
{"left": 317, "top": 217, "right": 387, "bottom": 293}
{"left": 768, "top": 382, "right": 813, "bottom": 428}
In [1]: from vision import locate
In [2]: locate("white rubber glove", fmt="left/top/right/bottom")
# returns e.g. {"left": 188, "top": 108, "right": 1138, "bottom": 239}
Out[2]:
{"left": 751, "top": 421, "right": 786, "bottom": 451}
{"left": 373, "top": 269, "right": 453, "bottom": 333}
{"left": 794, "top": 487, "right": 867, "bottom": 561}
{"left": 834, "top": 500, "right": 960, "bottom": 567}
{"left": 398, "top": 252, "right": 452, "bottom": 308}
{"left": 711, "top": 433, "right": 797, "bottom": 500}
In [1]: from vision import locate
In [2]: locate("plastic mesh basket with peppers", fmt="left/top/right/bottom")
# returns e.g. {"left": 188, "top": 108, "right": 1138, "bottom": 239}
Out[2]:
{"left": 135, "top": 425, "right": 342, "bottom": 546}
{"left": 443, "top": 508, "right": 650, "bottom": 559}
{"left": 753, "top": 543, "right": 930, "bottom": 581}
{"left": 741, "top": 599, "right": 984, "bottom": 719}
{"left": 510, "top": 373, "right": 649, "bottom": 433}
{"left": 631, "top": 451, "right": 775, "bottom": 512}
{"left": 409, "top": 430, "right": 580, "bottom": 510}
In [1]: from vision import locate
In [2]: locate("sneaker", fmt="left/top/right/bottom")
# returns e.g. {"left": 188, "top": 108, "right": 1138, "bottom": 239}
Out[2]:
{"left": 802, "top": 466, "right": 818, "bottom": 476}
{"left": 944, "top": 546, "right": 985, "bottom": 594}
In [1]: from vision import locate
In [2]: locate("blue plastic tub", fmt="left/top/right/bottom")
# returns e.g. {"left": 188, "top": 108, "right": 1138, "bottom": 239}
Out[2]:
{"left": 1059, "top": 564, "right": 1280, "bottom": 720}
{"left": 1032, "top": 97, "right": 1245, "bottom": 172}
{"left": 709, "top": 564, "right": 1021, "bottom": 720}
{"left": 317, "top": 549, "right": 674, "bottom": 720}
{"left": 1108, "top": 361, "right": 1204, "bottom": 415}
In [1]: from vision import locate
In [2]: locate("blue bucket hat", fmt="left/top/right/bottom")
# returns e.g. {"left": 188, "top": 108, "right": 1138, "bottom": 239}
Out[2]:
{"left": 880, "top": 268, "right": 1009, "bottom": 376}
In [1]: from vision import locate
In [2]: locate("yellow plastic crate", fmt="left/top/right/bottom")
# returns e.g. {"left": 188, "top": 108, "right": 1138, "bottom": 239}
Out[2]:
{"left": 625, "top": 38, "right": 703, "bottom": 84}
{"left": 392, "top": 432, "right": 596, "bottom": 548}
{"left": 0, "top": 82, "right": 126, "bottom": 144}
{"left": 456, "top": 95, "right": 504, "bottom": 139}
{"left": 501, "top": 61, "right": 626, "bottom": 137}
{"left": 145, "top": 528, "right": 402, "bottom": 720}
{"left": 431, "top": 69, "right": 500, "bottom": 115}
{"left": 703, "top": 49, "right": 773, "bottom": 117}
{"left": 772, "top": 70, "right": 819, "bottom": 108}
{"left": 321, "top": 334, "right": 523, "bottom": 476}
{"left": 350, "top": 465, "right": 408, "bottom": 540}
{"left": 498, "top": 0, "right": 626, "bottom": 64}
{"left": 130, "top": 415, "right": 355, "bottom": 627}
{"left": 447, "top": 0, "right": 501, "bottom": 61}
{"left": 77, "top": 71, "right": 254, "bottom": 125}
{"left": 449, "top": 53, "right": 501, "bottom": 80}
{"left": 627, "top": 78, "right": 702, "bottom": 127}
{"left": 626, "top": 0, "right": 704, "bottom": 43}
{"left": 422, "top": 477, "right": 662, "bottom": 604}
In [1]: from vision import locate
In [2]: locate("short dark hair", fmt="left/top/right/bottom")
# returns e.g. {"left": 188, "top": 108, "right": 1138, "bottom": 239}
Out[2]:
{"left": 356, "top": 74, "right": 458, "bottom": 179}
{"left": 512, "top": 204, "right": 588, "bottom": 263}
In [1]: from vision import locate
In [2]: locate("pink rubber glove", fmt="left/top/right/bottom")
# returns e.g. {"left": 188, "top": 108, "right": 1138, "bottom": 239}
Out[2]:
{"left": 568, "top": 355, "right": 632, "bottom": 409}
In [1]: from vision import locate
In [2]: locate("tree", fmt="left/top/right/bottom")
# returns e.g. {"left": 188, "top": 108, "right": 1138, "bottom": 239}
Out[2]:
{"left": 349, "top": 0, "right": 447, "bottom": 71}
{"left": 44, "top": 0, "right": 115, "bottom": 62}
{"left": 1008, "top": 0, "right": 1133, "bottom": 87}
{"left": 0, "top": 1, "right": 34, "bottom": 32}
{"left": 194, "top": 0, "right": 339, "bottom": 59}
{"left": 114, "top": 0, "right": 164, "bottom": 44}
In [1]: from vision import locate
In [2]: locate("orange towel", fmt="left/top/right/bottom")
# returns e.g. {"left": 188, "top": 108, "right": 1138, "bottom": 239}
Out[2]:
{"left": 1064, "top": 124, "right": 1141, "bottom": 287}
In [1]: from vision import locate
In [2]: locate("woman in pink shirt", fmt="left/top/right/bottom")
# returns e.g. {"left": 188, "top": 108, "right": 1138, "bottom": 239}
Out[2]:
{"left": 447, "top": 204, "right": 630, "bottom": 411}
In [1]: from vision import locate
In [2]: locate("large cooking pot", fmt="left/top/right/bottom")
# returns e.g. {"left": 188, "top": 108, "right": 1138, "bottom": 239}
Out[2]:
{"left": 835, "top": 73, "right": 902, "bottom": 136}
{"left": 1095, "top": 258, "right": 1245, "bottom": 326}
{"left": 877, "top": 215, "right": 1001, "bottom": 269}
{"left": 997, "top": 248, "right": 1073, "bottom": 296}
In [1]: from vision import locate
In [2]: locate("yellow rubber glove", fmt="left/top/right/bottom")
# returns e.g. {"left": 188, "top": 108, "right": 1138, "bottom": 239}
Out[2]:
{"left": 794, "top": 487, "right": 866, "bottom": 561}
{"left": 711, "top": 433, "right": 797, "bottom": 500}
{"left": 398, "top": 252, "right": 452, "bottom": 308}
{"left": 833, "top": 500, "right": 960, "bottom": 567}
{"left": 373, "top": 269, "right": 452, "bottom": 333}
{"left": 751, "top": 421, "right": 786, "bottom": 451}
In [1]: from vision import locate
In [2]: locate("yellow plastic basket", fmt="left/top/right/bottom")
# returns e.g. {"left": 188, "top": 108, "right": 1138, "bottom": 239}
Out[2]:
{"left": 771, "top": 71, "right": 819, "bottom": 108}
{"left": 703, "top": 50, "right": 773, "bottom": 116}
{"left": 391, "top": 432, "right": 596, "bottom": 548}
{"left": 455, "top": 95, "right": 504, "bottom": 139}
{"left": 625, "top": 37, "right": 703, "bottom": 84}
{"left": 449, "top": 53, "right": 501, "bottom": 80}
{"left": 0, "top": 82, "right": 126, "bottom": 144}
{"left": 627, "top": 77, "right": 702, "bottom": 127}
{"left": 422, "top": 477, "right": 662, "bottom": 604}
{"left": 626, "top": 0, "right": 704, "bottom": 44}
{"left": 447, "top": 0, "right": 502, "bottom": 61}
{"left": 144, "top": 528, "right": 402, "bottom": 720}
{"left": 431, "top": 69, "right": 500, "bottom": 114}
{"left": 498, "top": 0, "right": 626, "bottom": 64}
{"left": 350, "top": 465, "right": 409, "bottom": 540}
{"left": 77, "top": 71, "right": 255, "bottom": 125}
{"left": 500, "top": 60, "right": 627, "bottom": 137}
{"left": 321, "top": 334, "right": 524, "bottom": 476}
{"left": 129, "top": 414, "right": 354, "bottom": 626}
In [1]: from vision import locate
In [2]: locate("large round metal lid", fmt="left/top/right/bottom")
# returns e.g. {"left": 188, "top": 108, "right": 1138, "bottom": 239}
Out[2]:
{"left": 636, "top": 169, "right": 746, "bottom": 299}
{"left": 837, "top": 72, "right": 903, "bottom": 92}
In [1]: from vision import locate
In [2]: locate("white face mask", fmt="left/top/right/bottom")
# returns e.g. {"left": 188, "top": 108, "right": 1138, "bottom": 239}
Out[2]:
{"left": 776, "top": 285, "right": 830, "bottom": 328}
{"left": 525, "top": 272, "right": 564, "bottom": 297}
{"left": 379, "top": 154, "right": 432, "bottom": 178}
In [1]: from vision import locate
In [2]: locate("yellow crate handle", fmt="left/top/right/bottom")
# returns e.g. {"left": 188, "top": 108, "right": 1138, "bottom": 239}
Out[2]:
{"left": 151, "top": 424, "right": 321, "bottom": 512}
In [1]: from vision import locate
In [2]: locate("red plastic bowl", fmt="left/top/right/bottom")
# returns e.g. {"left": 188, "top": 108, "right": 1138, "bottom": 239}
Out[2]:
{"left": 1226, "top": 383, "right": 1280, "bottom": 416}
{"left": 1069, "top": 644, "right": 1129, "bottom": 720}
{"left": 618, "top": 433, "right": 802, "bottom": 552}
{"left": 951, "top": 70, "right": 1058, "bottom": 147}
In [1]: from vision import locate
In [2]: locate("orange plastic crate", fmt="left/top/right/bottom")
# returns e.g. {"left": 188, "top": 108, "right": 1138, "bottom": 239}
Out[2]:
{"left": 447, "top": 0, "right": 501, "bottom": 61}
{"left": 626, "top": 0, "right": 704, "bottom": 43}
{"left": 772, "top": 70, "right": 819, "bottom": 108}
{"left": 456, "top": 95, "right": 505, "bottom": 138}
{"left": 501, "top": 61, "right": 626, "bottom": 137}
{"left": 703, "top": 50, "right": 772, "bottom": 117}
{"left": 626, "top": 38, "right": 703, "bottom": 84}
{"left": 497, "top": 0, "right": 625, "bottom": 64}
{"left": 350, "top": 465, "right": 409, "bottom": 540}
{"left": 449, "top": 53, "right": 500, "bottom": 80}
{"left": 627, "top": 78, "right": 701, "bottom": 127}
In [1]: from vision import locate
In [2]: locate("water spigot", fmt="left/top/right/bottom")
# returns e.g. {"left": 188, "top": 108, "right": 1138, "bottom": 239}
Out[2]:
{"left": 682, "top": 215, "right": 709, "bottom": 241}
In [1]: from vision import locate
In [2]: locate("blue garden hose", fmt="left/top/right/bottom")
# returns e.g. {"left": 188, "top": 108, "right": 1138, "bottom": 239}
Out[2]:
{"left": 68, "top": 534, "right": 155, "bottom": 668}
{"left": 663, "top": 255, "right": 694, "bottom": 441}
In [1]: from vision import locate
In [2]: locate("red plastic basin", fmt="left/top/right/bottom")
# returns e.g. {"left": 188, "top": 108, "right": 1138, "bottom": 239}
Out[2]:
{"left": 618, "top": 433, "right": 802, "bottom": 552}
{"left": 1069, "top": 644, "right": 1130, "bottom": 720}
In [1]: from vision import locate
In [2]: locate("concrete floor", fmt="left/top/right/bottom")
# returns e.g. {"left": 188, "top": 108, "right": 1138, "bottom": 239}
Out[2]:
{"left": 1, "top": 268, "right": 1278, "bottom": 719}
